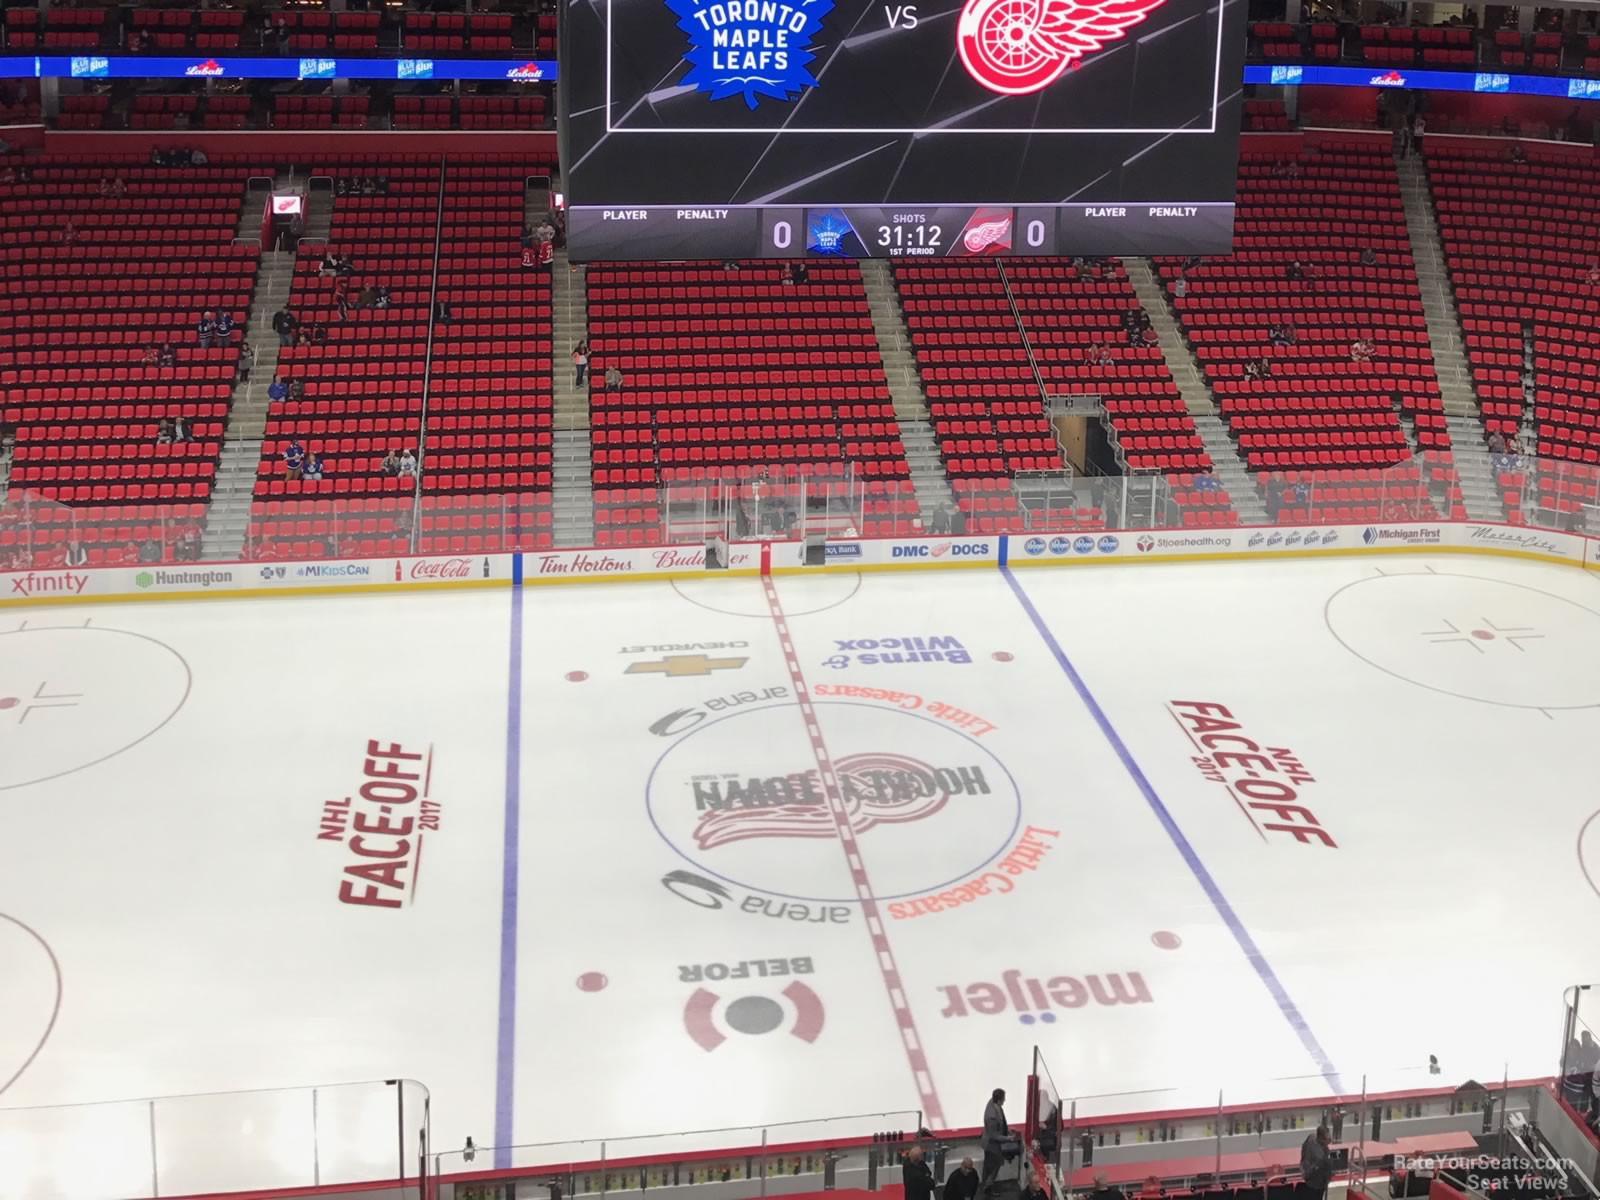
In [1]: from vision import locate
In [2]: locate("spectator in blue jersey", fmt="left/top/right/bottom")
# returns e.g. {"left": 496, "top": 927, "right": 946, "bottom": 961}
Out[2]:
{"left": 196, "top": 310, "right": 217, "bottom": 348}
{"left": 268, "top": 376, "right": 288, "bottom": 403}
{"left": 283, "top": 439, "right": 305, "bottom": 481}
{"left": 302, "top": 450, "right": 324, "bottom": 482}
{"left": 215, "top": 311, "right": 235, "bottom": 341}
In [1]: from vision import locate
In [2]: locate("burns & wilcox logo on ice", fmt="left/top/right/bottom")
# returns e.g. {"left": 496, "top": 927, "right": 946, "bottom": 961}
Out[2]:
{"left": 823, "top": 635, "right": 971, "bottom": 668}
{"left": 666, "top": 0, "right": 834, "bottom": 108}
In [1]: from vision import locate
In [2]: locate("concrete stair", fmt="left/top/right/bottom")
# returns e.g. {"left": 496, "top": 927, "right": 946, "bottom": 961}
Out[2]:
{"left": 1122, "top": 258, "right": 1214, "bottom": 413}
{"left": 550, "top": 242, "right": 595, "bottom": 547}
{"left": 1123, "top": 259, "right": 1268, "bottom": 524}
{"left": 199, "top": 247, "right": 296, "bottom": 561}
{"left": 1396, "top": 155, "right": 1477, "bottom": 419}
{"left": 859, "top": 259, "right": 949, "bottom": 530}
{"left": 1444, "top": 414, "right": 1508, "bottom": 521}
{"left": 1192, "top": 416, "right": 1269, "bottom": 524}
{"left": 234, "top": 178, "right": 274, "bottom": 242}
{"left": 302, "top": 178, "right": 334, "bottom": 241}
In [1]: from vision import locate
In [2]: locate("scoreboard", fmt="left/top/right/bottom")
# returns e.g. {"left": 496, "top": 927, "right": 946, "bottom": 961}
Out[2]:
{"left": 559, "top": 0, "right": 1247, "bottom": 261}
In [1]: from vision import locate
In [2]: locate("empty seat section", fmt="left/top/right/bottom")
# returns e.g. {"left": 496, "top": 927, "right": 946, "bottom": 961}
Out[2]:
{"left": 586, "top": 261, "right": 913, "bottom": 545}
{"left": 0, "top": 155, "right": 258, "bottom": 567}
{"left": 417, "top": 157, "right": 554, "bottom": 554}
{"left": 1425, "top": 143, "right": 1600, "bottom": 523}
{"left": 248, "top": 159, "right": 437, "bottom": 559}
{"left": 1155, "top": 139, "right": 1454, "bottom": 522}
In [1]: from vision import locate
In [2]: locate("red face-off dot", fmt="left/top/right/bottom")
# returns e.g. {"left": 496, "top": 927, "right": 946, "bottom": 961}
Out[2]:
{"left": 565, "top": 671, "right": 589, "bottom": 682}
{"left": 991, "top": 651, "right": 1014, "bottom": 662}
{"left": 576, "top": 972, "right": 608, "bottom": 992}
{"left": 1471, "top": 630, "right": 1496, "bottom": 641}
{"left": 0, "top": 697, "right": 17, "bottom": 710}
{"left": 1151, "top": 931, "right": 1182, "bottom": 950}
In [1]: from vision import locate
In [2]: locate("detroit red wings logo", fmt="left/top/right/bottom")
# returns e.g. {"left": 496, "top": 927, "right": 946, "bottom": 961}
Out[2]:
{"left": 692, "top": 753, "right": 954, "bottom": 850}
{"left": 957, "top": 0, "right": 1168, "bottom": 95}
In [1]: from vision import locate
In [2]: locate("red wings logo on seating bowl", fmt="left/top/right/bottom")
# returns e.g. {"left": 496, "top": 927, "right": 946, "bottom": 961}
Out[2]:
{"left": 956, "top": 0, "right": 1167, "bottom": 95}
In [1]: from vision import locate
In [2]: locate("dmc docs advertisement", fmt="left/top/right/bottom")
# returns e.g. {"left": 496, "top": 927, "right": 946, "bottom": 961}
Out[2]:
{"left": 773, "top": 538, "right": 1001, "bottom": 568}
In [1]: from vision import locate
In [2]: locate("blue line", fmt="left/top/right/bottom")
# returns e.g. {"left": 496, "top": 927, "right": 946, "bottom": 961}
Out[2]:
{"left": 1001, "top": 567, "right": 1345, "bottom": 1093}
{"left": 494, "top": 573, "right": 525, "bottom": 1167}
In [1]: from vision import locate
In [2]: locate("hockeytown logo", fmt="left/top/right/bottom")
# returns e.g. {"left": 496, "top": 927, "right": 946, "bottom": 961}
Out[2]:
{"left": 689, "top": 753, "right": 991, "bottom": 849}
{"left": 666, "top": 0, "right": 835, "bottom": 108}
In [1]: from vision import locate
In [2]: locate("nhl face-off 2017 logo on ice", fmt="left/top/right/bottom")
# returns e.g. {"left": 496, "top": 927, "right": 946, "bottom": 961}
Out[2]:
{"left": 666, "top": 0, "right": 1165, "bottom": 107}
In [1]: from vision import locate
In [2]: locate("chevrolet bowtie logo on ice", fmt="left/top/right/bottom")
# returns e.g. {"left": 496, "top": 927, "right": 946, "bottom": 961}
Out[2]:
{"left": 626, "top": 654, "right": 748, "bottom": 678}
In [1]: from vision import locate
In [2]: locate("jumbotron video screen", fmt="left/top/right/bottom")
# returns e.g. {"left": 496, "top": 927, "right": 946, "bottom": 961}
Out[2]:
{"left": 559, "top": 0, "right": 1247, "bottom": 260}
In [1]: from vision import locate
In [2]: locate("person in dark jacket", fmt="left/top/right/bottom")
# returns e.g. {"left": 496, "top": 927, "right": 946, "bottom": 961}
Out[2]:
{"left": 903, "top": 1145, "right": 935, "bottom": 1200}
{"left": 1299, "top": 1125, "right": 1332, "bottom": 1200}
{"left": 946, "top": 1157, "right": 981, "bottom": 1200}
{"left": 981, "top": 1088, "right": 1009, "bottom": 1195}
{"left": 1088, "top": 1171, "right": 1125, "bottom": 1200}
{"left": 1019, "top": 1173, "right": 1049, "bottom": 1200}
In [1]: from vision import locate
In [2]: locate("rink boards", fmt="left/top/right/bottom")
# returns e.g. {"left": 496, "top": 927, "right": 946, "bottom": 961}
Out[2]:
{"left": 2, "top": 520, "right": 1599, "bottom": 606}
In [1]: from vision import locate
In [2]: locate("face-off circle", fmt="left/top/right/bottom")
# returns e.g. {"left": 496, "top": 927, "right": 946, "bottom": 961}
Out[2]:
{"left": 0, "top": 626, "right": 192, "bottom": 790}
{"left": 647, "top": 701, "right": 1023, "bottom": 904}
{"left": 1579, "top": 811, "right": 1600, "bottom": 904}
{"left": 670, "top": 572, "right": 861, "bottom": 619}
{"left": 1324, "top": 573, "right": 1600, "bottom": 710}
{"left": 0, "top": 913, "right": 61, "bottom": 1097}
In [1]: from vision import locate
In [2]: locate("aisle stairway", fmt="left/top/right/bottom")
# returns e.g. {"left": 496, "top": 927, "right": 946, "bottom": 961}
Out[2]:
{"left": 550, "top": 246, "right": 594, "bottom": 547}
{"left": 860, "top": 260, "right": 950, "bottom": 530}
{"left": 1396, "top": 155, "right": 1497, "bottom": 521}
{"left": 200, "top": 245, "right": 296, "bottom": 560}
{"left": 1124, "top": 259, "right": 1268, "bottom": 524}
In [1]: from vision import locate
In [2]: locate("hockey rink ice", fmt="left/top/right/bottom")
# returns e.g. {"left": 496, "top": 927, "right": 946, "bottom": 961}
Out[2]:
{"left": 3, "top": 553, "right": 1600, "bottom": 1193}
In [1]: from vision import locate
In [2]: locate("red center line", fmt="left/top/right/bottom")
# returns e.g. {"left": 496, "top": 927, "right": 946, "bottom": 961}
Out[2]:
{"left": 760, "top": 576, "right": 946, "bottom": 1128}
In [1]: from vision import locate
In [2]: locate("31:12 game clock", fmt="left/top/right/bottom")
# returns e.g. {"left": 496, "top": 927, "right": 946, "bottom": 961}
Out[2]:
{"left": 805, "top": 207, "right": 1019, "bottom": 258}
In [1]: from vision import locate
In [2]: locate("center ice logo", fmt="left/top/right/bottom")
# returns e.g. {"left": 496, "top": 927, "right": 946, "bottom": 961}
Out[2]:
{"left": 666, "top": 0, "right": 834, "bottom": 108}
{"left": 691, "top": 752, "right": 990, "bottom": 848}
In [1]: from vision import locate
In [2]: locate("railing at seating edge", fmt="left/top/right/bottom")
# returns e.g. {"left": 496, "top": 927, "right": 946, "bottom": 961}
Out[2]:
{"left": 7, "top": 1036, "right": 1599, "bottom": 1200}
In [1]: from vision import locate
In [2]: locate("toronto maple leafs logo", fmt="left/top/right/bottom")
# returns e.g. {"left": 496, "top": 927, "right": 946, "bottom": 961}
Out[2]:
{"left": 666, "top": 0, "right": 834, "bottom": 108}
{"left": 957, "top": 0, "right": 1167, "bottom": 95}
